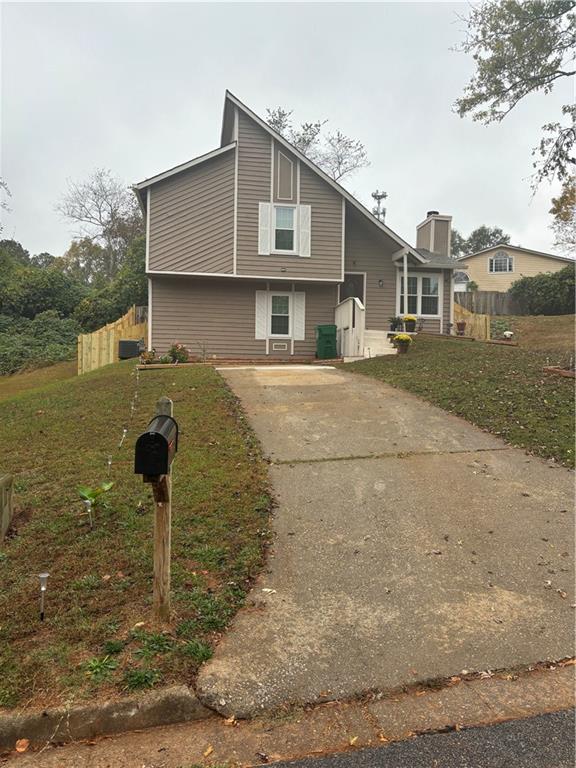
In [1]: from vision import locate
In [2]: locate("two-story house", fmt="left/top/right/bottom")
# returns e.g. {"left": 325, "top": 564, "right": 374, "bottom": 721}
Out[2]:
{"left": 133, "top": 91, "right": 457, "bottom": 360}
{"left": 456, "top": 245, "right": 574, "bottom": 292}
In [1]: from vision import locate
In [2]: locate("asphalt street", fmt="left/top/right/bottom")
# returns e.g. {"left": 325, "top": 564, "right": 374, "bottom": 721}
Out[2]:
{"left": 272, "top": 711, "right": 575, "bottom": 768}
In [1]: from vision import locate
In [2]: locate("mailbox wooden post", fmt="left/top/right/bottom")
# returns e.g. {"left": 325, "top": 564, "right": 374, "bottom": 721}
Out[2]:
{"left": 134, "top": 397, "right": 178, "bottom": 623}
{"left": 153, "top": 396, "right": 173, "bottom": 622}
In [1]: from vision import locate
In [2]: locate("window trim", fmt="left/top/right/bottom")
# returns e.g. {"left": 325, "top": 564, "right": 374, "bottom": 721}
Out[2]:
{"left": 488, "top": 251, "right": 514, "bottom": 274}
{"left": 272, "top": 204, "right": 298, "bottom": 255}
{"left": 269, "top": 291, "right": 292, "bottom": 338}
{"left": 395, "top": 271, "right": 443, "bottom": 318}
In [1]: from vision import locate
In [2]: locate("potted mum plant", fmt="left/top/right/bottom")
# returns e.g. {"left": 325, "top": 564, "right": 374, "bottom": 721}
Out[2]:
{"left": 393, "top": 333, "right": 413, "bottom": 354}
{"left": 403, "top": 315, "right": 417, "bottom": 332}
{"left": 389, "top": 316, "right": 402, "bottom": 331}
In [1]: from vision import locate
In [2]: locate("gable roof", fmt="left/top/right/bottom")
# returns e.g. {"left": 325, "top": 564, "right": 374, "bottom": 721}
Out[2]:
{"left": 457, "top": 244, "right": 575, "bottom": 264}
{"left": 223, "top": 90, "right": 427, "bottom": 264}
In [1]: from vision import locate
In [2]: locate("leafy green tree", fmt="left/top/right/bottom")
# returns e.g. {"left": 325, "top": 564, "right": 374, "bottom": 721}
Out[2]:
{"left": 30, "top": 252, "right": 56, "bottom": 268}
{"left": 59, "top": 238, "right": 109, "bottom": 287}
{"left": 112, "top": 236, "right": 147, "bottom": 309}
{"left": 0, "top": 239, "right": 30, "bottom": 267}
{"left": 509, "top": 263, "right": 575, "bottom": 314}
{"left": 451, "top": 225, "right": 511, "bottom": 257}
{"left": 0, "top": 266, "right": 86, "bottom": 319}
{"left": 266, "top": 107, "right": 369, "bottom": 181}
{"left": 72, "top": 236, "right": 147, "bottom": 331}
{"left": 455, "top": 0, "right": 576, "bottom": 184}
{"left": 550, "top": 179, "right": 576, "bottom": 253}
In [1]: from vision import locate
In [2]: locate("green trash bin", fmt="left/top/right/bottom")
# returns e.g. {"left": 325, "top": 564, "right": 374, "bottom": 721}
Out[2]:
{"left": 315, "top": 324, "right": 337, "bottom": 359}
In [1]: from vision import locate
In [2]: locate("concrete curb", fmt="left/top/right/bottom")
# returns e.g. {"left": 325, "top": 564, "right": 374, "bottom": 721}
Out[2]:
{"left": 0, "top": 685, "right": 213, "bottom": 749}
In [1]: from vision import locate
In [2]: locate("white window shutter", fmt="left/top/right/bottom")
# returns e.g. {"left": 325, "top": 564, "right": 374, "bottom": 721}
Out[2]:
{"left": 293, "top": 292, "right": 306, "bottom": 340}
{"left": 299, "top": 205, "right": 311, "bottom": 257}
{"left": 255, "top": 291, "right": 268, "bottom": 339}
{"left": 258, "top": 203, "right": 271, "bottom": 255}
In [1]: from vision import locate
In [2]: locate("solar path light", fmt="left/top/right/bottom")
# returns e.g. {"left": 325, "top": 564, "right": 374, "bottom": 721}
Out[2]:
{"left": 38, "top": 572, "right": 49, "bottom": 621}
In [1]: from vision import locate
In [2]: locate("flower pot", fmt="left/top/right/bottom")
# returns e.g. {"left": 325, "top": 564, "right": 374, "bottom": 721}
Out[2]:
{"left": 404, "top": 320, "right": 416, "bottom": 332}
{"left": 456, "top": 321, "right": 466, "bottom": 336}
{"left": 396, "top": 343, "right": 410, "bottom": 354}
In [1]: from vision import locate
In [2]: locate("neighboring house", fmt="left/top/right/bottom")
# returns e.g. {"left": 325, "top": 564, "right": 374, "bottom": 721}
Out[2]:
{"left": 133, "top": 91, "right": 457, "bottom": 360}
{"left": 457, "top": 245, "right": 574, "bottom": 292}
{"left": 453, "top": 270, "right": 471, "bottom": 292}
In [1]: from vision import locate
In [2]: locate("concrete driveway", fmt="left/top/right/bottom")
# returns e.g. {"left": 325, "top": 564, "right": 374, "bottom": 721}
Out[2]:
{"left": 197, "top": 366, "right": 574, "bottom": 718}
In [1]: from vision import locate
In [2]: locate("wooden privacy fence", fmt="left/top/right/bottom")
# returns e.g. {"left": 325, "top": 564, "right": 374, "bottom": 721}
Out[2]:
{"left": 78, "top": 306, "right": 148, "bottom": 375}
{"left": 454, "top": 302, "right": 491, "bottom": 340}
{"left": 455, "top": 291, "right": 521, "bottom": 316}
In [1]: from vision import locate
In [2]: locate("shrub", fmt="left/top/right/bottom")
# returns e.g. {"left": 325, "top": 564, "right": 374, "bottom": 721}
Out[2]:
{"left": 167, "top": 343, "right": 190, "bottom": 363}
{"left": 0, "top": 311, "right": 80, "bottom": 375}
{"left": 508, "top": 265, "right": 575, "bottom": 315}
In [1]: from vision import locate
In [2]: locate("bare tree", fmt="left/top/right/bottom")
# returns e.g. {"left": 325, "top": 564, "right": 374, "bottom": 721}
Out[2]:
{"left": 266, "top": 108, "right": 369, "bottom": 182}
{"left": 56, "top": 168, "right": 143, "bottom": 280}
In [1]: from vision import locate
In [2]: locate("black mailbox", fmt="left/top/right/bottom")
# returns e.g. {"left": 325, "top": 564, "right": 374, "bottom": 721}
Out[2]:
{"left": 134, "top": 415, "right": 178, "bottom": 479}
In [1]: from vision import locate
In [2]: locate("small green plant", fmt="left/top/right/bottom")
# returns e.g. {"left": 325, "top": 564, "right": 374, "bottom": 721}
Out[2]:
{"left": 179, "top": 639, "right": 213, "bottom": 663}
{"left": 102, "top": 639, "right": 125, "bottom": 655}
{"left": 132, "top": 631, "right": 174, "bottom": 659}
{"left": 139, "top": 349, "right": 157, "bottom": 365}
{"left": 71, "top": 573, "right": 101, "bottom": 591}
{"left": 84, "top": 655, "right": 118, "bottom": 682}
{"left": 78, "top": 482, "right": 114, "bottom": 506}
{"left": 167, "top": 342, "right": 190, "bottom": 363}
{"left": 123, "top": 668, "right": 161, "bottom": 691}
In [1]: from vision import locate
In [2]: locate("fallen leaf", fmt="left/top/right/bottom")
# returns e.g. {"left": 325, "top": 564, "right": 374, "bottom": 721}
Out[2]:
{"left": 378, "top": 733, "right": 389, "bottom": 742}
{"left": 102, "top": 574, "right": 111, "bottom": 582}
{"left": 560, "top": 659, "right": 576, "bottom": 666}
{"left": 557, "top": 589, "right": 567, "bottom": 599}
{"left": 224, "top": 716, "right": 237, "bottom": 726}
{"left": 203, "top": 744, "right": 214, "bottom": 757}
{"left": 15, "top": 739, "right": 29, "bottom": 753}
{"left": 349, "top": 736, "right": 358, "bottom": 746}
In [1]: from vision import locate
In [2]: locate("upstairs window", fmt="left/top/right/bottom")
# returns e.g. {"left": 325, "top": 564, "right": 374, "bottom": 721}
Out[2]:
{"left": 274, "top": 206, "right": 295, "bottom": 252}
{"left": 489, "top": 251, "right": 513, "bottom": 273}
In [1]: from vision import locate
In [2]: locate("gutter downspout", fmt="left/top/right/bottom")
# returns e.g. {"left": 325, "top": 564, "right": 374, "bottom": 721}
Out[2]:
{"left": 403, "top": 252, "right": 408, "bottom": 319}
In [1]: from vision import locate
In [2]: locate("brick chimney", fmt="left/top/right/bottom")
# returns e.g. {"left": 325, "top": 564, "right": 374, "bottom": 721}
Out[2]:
{"left": 416, "top": 210, "right": 452, "bottom": 258}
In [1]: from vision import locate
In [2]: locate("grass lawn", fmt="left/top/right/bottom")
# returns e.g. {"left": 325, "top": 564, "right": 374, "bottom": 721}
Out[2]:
{"left": 0, "top": 361, "right": 77, "bottom": 404}
{"left": 345, "top": 334, "right": 574, "bottom": 467}
{"left": 0, "top": 362, "right": 271, "bottom": 710}
{"left": 500, "top": 314, "right": 574, "bottom": 356}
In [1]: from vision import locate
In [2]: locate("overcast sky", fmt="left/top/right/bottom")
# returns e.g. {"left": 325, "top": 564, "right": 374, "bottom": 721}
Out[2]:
{"left": 2, "top": 1, "right": 571, "bottom": 257}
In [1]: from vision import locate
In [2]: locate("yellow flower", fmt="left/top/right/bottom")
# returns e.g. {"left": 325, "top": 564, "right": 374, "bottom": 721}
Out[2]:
{"left": 403, "top": 315, "right": 417, "bottom": 322}
{"left": 393, "top": 333, "right": 413, "bottom": 344}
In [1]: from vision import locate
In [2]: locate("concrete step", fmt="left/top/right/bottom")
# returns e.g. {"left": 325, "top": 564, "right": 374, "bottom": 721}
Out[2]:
{"left": 363, "top": 330, "right": 397, "bottom": 358}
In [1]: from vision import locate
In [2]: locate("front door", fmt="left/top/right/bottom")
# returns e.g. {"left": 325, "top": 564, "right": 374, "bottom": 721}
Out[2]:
{"left": 340, "top": 273, "right": 365, "bottom": 305}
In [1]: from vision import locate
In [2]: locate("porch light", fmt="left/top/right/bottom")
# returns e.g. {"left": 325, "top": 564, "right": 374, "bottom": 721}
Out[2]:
{"left": 38, "top": 572, "right": 49, "bottom": 621}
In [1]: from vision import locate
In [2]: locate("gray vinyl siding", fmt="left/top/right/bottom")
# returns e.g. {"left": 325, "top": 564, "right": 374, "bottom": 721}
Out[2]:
{"left": 150, "top": 276, "right": 337, "bottom": 358}
{"left": 344, "top": 207, "right": 451, "bottom": 334}
{"left": 148, "top": 150, "right": 234, "bottom": 274}
{"left": 344, "top": 207, "right": 397, "bottom": 331}
{"left": 236, "top": 112, "right": 343, "bottom": 280}
{"left": 434, "top": 220, "right": 450, "bottom": 258}
{"left": 236, "top": 112, "right": 271, "bottom": 275}
{"left": 294, "top": 283, "right": 339, "bottom": 356}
